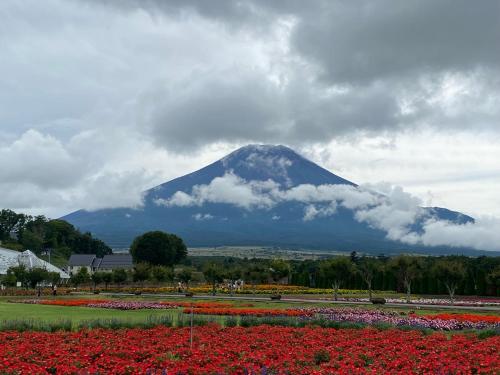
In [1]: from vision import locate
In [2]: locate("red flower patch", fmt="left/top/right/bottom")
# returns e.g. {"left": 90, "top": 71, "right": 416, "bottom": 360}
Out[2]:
{"left": 0, "top": 325, "right": 497, "bottom": 374}
{"left": 184, "top": 307, "right": 310, "bottom": 317}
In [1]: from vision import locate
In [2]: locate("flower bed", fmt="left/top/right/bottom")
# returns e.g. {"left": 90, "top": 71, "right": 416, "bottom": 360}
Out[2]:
{"left": 14, "top": 299, "right": 236, "bottom": 310}
{"left": 320, "top": 296, "right": 500, "bottom": 306}
{"left": 307, "top": 308, "right": 500, "bottom": 331}
{"left": 421, "top": 313, "right": 500, "bottom": 324}
{"left": 0, "top": 325, "right": 497, "bottom": 373}
{"left": 184, "top": 307, "right": 311, "bottom": 317}
{"left": 385, "top": 297, "right": 500, "bottom": 307}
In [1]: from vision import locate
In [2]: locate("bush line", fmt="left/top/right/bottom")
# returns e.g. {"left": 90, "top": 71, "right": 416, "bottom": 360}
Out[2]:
{"left": 0, "top": 315, "right": 498, "bottom": 337}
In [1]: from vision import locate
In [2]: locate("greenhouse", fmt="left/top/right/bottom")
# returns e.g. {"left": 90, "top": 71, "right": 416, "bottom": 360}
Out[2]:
{"left": 0, "top": 246, "right": 69, "bottom": 279}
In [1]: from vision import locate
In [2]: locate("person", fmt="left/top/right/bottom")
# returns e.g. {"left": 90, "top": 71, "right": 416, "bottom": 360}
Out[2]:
{"left": 37, "top": 287, "right": 41, "bottom": 298}
{"left": 52, "top": 284, "right": 57, "bottom": 296}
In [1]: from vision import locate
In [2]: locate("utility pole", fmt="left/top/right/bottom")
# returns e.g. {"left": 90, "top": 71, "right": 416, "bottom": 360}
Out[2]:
{"left": 190, "top": 303, "right": 193, "bottom": 350}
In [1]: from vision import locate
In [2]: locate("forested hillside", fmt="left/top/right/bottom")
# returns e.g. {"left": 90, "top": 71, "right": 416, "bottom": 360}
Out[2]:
{"left": 0, "top": 209, "right": 112, "bottom": 260}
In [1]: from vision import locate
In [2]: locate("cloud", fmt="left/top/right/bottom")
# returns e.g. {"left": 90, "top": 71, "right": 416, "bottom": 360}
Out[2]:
{"left": 290, "top": 1, "right": 500, "bottom": 85}
{"left": 0, "top": 130, "right": 83, "bottom": 189}
{"left": 0, "top": 129, "right": 160, "bottom": 216}
{"left": 156, "top": 172, "right": 278, "bottom": 209}
{"left": 162, "top": 173, "right": 500, "bottom": 251}
{"left": 193, "top": 213, "right": 214, "bottom": 221}
{"left": 354, "top": 185, "right": 424, "bottom": 242}
{"left": 147, "top": 70, "right": 288, "bottom": 151}
{"left": 418, "top": 217, "right": 500, "bottom": 252}
{"left": 303, "top": 203, "right": 337, "bottom": 221}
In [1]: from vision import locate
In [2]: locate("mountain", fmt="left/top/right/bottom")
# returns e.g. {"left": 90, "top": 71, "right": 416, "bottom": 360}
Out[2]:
{"left": 62, "top": 144, "right": 485, "bottom": 255}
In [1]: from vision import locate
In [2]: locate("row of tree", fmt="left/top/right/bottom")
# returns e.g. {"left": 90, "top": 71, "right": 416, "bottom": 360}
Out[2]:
{"left": 69, "top": 265, "right": 193, "bottom": 290}
{"left": 292, "top": 253, "right": 500, "bottom": 298}
{"left": 2, "top": 265, "right": 61, "bottom": 288}
{"left": 184, "top": 254, "right": 499, "bottom": 298}
{"left": 0, "top": 209, "right": 112, "bottom": 258}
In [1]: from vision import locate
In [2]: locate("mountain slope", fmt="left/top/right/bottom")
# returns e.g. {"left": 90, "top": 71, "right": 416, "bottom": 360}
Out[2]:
{"left": 63, "top": 144, "right": 483, "bottom": 255}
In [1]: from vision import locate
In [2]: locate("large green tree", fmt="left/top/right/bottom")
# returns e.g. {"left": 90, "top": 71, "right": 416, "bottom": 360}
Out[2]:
{"left": 130, "top": 231, "right": 187, "bottom": 266}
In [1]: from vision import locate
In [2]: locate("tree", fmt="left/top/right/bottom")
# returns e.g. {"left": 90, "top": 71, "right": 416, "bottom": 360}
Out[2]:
{"left": 47, "top": 272, "right": 61, "bottom": 286}
{"left": 203, "top": 263, "right": 224, "bottom": 296}
{"left": 91, "top": 272, "right": 102, "bottom": 290}
{"left": 177, "top": 268, "right": 192, "bottom": 291}
{"left": 71, "top": 267, "right": 90, "bottom": 288}
{"left": 112, "top": 269, "right": 128, "bottom": 285}
{"left": 487, "top": 265, "right": 500, "bottom": 287}
{"left": 2, "top": 271, "right": 17, "bottom": 287}
{"left": 150, "top": 265, "right": 174, "bottom": 284}
{"left": 130, "top": 231, "right": 187, "bottom": 266}
{"left": 1, "top": 209, "right": 112, "bottom": 258}
{"left": 101, "top": 272, "right": 113, "bottom": 290}
{"left": 26, "top": 268, "right": 49, "bottom": 289}
{"left": 8, "top": 265, "right": 28, "bottom": 287}
{"left": 433, "top": 259, "right": 466, "bottom": 304}
{"left": 0, "top": 209, "right": 27, "bottom": 241}
{"left": 243, "top": 263, "right": 268, "bottom": 295}
{"left": 132, "top": 263, "right": 150, "bottom": 286}
{"left": 320, "top": 257, "right": 355, "bottom": 301}
{"left": 389, "top": 255, "right": 423, "bottom": 303}
{"left": 20, "top": 230, "right": 44, "bottom": 253}
{"left": 357, "top": 258, "right": 381, "bottom": 300}
{"left": 269, "top": 259, "right": 290, "bottom": 284}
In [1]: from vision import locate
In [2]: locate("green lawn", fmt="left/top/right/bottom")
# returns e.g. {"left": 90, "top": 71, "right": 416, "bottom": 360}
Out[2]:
{"left": 0, "top": 301, "right": 179, "bottom": 323}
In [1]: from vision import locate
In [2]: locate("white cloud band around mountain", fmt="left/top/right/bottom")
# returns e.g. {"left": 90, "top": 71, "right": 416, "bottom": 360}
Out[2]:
{"left": 156, "top": 172, "right": 500, "bottom": 251}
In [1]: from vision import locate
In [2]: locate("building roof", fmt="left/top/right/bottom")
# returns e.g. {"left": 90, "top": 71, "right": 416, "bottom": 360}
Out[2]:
{"left": 98, "top": 254, "right": 133, "bottom": 269}
{"left": 91, "top": 257, "right": 102, "bottom": 268}
{"left": 68, "top": 254, "right": 96, "bottom": 267}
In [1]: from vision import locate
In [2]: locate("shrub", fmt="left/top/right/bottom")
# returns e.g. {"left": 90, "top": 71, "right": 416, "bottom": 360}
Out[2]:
{"left": 313, "top": 349, "right": 331, "bottom": 365}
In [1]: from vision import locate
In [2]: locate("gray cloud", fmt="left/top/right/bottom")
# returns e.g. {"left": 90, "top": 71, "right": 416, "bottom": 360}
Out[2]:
{"left": 291, "top": 0, "right": 500, "bottom": 84}
{"left": 132, "top": 0, "right": 500, "bottom": 149}
{"left": 147, "top": 71, "right": 287, "bottom": 150}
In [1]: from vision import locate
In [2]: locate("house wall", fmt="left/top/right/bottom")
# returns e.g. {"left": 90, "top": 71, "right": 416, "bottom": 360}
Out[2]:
{"left": 68, "top": 265, "right": 92, "bottom": 276}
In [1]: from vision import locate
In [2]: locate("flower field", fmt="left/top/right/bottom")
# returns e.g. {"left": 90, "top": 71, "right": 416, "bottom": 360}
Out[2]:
{"left": 13, "top": 299, "right": 500, "bottom": 331}
{"left": 16, "top": 299, "right": 236, "bottom": 310}
{"left": 0, "top": 325, "right": 497, "bottom": 374}
{"left": 306, "top": 308, "right": 500, "bottom": 331}
{"left": 185, "top": 307, "right": 311, "bottom": 317}
{"left": 423, "top": 313, "right": 500, "bottom": 324}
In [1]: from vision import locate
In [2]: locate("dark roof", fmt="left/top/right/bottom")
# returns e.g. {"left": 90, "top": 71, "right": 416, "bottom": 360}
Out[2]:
{"left": 68, "top": 254, "right": 96, "bottom": 266}
{"left": 98, "top": 254, "right": 133, "bottom": 269}
{"left": 91, "top": 257, "right": 102, "bottom": 268}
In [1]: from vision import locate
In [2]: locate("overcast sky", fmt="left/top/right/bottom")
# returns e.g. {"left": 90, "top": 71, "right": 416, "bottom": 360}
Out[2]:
{"left": 1, "top": 0, "right": 499, "bottom": 219}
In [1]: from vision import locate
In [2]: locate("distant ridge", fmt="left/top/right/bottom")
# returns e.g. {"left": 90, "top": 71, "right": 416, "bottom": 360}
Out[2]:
{"left": 62, "top": 144, "right": 491, "bottom": 256}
